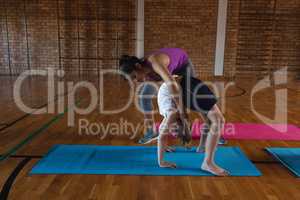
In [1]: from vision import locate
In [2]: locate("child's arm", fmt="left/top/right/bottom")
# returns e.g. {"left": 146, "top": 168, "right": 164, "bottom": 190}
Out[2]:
{"left": 157, "top": 113, "right": 177, "bottom": 168}
{"left": 158, "top": 131, "right": 176, "bottom": 168}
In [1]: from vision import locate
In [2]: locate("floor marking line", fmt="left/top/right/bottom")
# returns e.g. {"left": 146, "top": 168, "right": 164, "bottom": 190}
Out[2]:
{"left": 0, "top": 99, "right": 82, "bottom": 162}
{"left": 0, "top": 157, "right": 31, "bottom": 200}
{"left": 0, "top": 90, "right": 73, "bottom": 132}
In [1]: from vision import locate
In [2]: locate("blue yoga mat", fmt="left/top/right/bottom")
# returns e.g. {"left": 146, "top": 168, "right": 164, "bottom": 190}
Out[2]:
{"left": 266, "top": 147, "right": 300, "bottom": 177}
{"left": 30, "top": 145, "right": 261, "bottom": 176}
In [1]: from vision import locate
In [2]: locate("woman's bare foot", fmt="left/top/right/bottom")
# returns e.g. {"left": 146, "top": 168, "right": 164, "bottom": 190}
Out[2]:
{"left": 159, "top": 161, "right": 177, "bottom": 168}
{"left": 196, "top": 145, "right": 205, "bottom": 153}
{"left": 201, "top": 162, "right": 230, "bottom": 176}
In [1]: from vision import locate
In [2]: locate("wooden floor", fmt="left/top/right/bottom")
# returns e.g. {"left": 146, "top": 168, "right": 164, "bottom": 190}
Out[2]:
{"left": 0, "top": 74, "right": 300, "bottom": 200}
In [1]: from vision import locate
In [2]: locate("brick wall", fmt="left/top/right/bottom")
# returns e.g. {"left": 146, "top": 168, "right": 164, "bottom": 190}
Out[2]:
{"left": 272, "top": 0, "right": 300, "bottom": 73}
{"left": 144, "top": 0, "right": 219, "bottom": 78}
{"left": 5, "top": 0, "right": 29, "bottom": 75}
{"left": 0, "top": 0, "right": 299, "bottom": 77}
{"left": 0, "top": 0, "right": 136, "bottom": 76}
{"left": 0, "top": 0, "right": 9, "bottom": 75}
{"left": 26, "top": 0, "right": 59, "bottom": 70}
{"left": 223, "top": 0, "right": 240, "bottom": 77}
{"left": 235, "top": 0, "right": 300, "bottom": 76}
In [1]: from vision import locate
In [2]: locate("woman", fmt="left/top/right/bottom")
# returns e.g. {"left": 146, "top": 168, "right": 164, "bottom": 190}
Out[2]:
{"left": 119, "top": 48, "right": 228, "bottom": 176}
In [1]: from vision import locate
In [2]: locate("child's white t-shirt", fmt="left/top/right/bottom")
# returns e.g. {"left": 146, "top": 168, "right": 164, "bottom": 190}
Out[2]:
{"left": 157, "top": 83, "right": 176, "bottom": 118}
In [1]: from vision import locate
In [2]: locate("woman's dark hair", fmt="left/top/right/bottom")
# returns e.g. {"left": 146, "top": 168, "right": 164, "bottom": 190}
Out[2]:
{"left": 119, "top": 55, "right": 142, "bottom": 75}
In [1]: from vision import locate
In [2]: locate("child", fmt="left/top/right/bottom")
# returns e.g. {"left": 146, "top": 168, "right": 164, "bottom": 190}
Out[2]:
{"left": 157, "top": 76, "right": 191, "bottom": 168}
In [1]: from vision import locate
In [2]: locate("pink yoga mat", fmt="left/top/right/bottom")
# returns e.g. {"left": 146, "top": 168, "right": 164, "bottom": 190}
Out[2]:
{"left": 155, "top": 121, "right": 300, "bottom": 141}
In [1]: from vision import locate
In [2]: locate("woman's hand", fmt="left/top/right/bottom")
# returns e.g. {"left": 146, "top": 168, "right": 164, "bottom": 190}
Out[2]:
{"left": 177, "top": 112, "right": 192, "bottom": 145}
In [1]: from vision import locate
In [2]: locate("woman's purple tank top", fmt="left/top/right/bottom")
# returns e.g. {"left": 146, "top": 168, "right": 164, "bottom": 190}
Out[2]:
{"left": 155, "top": 48, "right": 189, "bottom": 74}
{"left": 144, "top": 48, "right": 189, "bottom": 81}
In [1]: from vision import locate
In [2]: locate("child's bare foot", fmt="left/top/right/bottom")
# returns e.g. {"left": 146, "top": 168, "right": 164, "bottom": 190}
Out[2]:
{"left": 165, "top": 146, "right": 175, "bottom": 152}
{"left": 159, "top": 161, "right": 177, "bottom": 168}
{"left": 196, "top": 145, "right": 205, "bottom": 153}
{"left": 142, "top": 136, "right": 158, "bottom": 144}
{"left": 201, "top": 162, "right": 230, "bottom": 176}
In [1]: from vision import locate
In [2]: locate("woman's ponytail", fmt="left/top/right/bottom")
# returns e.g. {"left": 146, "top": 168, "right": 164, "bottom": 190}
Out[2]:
{"left": 119, "top": 55, "right": 142, "bottom": 74}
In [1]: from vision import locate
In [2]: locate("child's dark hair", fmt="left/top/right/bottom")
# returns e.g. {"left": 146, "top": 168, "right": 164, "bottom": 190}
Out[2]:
{"left": 119, "top": 55, "right": 142, "bottom": 75}
{"left": 177, "top": 119, "right": 192, "bottom": 146}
